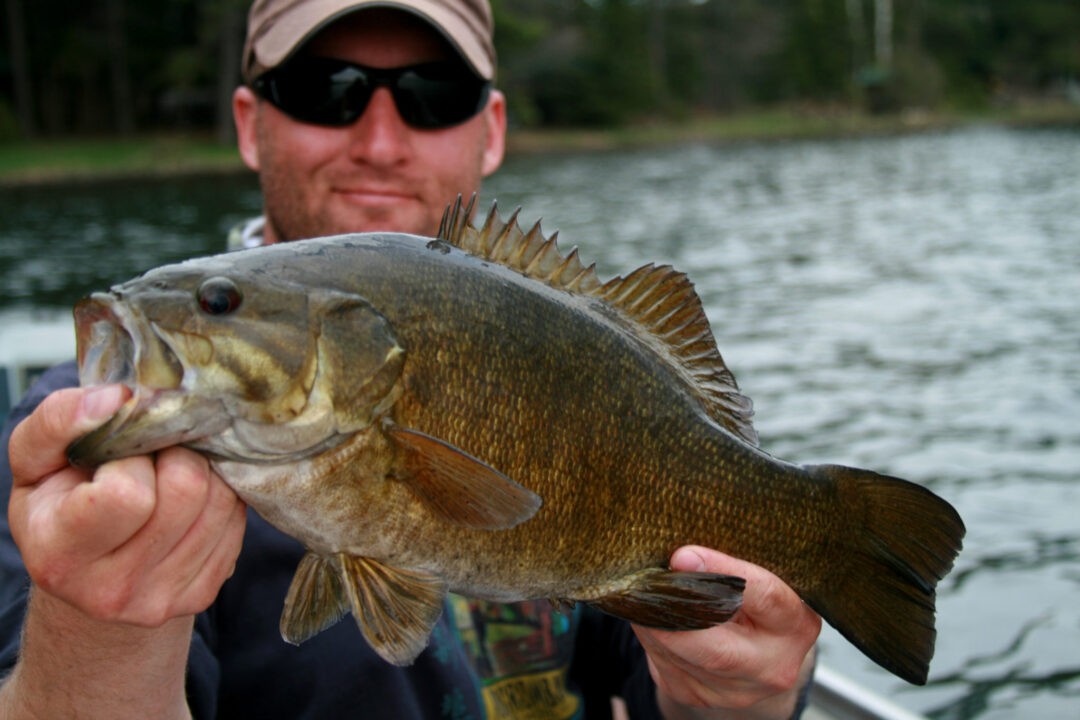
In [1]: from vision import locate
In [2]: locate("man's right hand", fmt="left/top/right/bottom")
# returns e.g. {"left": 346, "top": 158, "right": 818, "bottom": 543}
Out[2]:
{"left": 1, "top": 385, "right": 247, "bottom": 719}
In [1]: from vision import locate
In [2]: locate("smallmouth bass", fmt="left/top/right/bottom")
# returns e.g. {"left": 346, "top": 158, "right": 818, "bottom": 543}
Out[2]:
{"left": 68, "top": 198, "right": 965, "bottom": 684}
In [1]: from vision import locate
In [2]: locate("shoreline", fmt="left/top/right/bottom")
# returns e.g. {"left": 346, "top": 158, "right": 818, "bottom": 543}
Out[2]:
{"left": 506, "top": 103, "right": 1080, "bottom": 152}
{"left": 2, "top": 104, "right": 1078, "bottom": 188}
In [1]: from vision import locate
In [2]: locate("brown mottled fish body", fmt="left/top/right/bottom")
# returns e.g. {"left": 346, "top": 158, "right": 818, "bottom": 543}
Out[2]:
{"left": 67, "top": 201, "right": 964, "bottom": 685}
{"left": 230, "top": 258, "right": 817, "bottom": 593}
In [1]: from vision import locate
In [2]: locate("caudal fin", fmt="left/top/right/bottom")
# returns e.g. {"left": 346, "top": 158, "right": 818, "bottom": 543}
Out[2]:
{"left": 804, "top": 464, "right": 965, "bottom": 685}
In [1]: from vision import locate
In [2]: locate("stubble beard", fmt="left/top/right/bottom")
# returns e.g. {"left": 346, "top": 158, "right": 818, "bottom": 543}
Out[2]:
{"left": 259, "top": 168, "right": 336, "bottom": 243}
{"left": 254, "top": 115, "right": 347, "bottom": 243}
{"left": 259, "top": 165, "right": 442, "bottom": 242}
{"left": 253, "top": 113, "right": 488, "bottom": 242}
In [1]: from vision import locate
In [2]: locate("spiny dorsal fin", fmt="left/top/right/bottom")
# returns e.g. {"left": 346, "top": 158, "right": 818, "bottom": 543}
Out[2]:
{"left": 438, "top": 195, "right": 603, "bottom": 293}
{"left": 438, "top": 196, "right": 758, "bottom": 445}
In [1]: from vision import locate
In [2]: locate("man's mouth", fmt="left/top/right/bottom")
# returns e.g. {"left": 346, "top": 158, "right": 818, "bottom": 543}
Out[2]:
{"left": 334, "top": 186, "right": 416, "bottom": 206}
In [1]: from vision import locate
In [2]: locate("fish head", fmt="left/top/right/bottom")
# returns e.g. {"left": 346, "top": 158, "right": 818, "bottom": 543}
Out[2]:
{"left": 67, "top": 257, "right": 404, "bottom": 467}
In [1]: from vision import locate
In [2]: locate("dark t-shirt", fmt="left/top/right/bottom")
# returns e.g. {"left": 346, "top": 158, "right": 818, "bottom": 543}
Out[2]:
{"left": 0, "top": 361, "right": 664, "bottom": 719}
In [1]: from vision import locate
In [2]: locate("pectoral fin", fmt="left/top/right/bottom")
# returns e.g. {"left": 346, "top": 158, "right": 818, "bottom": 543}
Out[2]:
{"left": 384, "top": 423, "right": 542, "bottom": 530}
{"left": 589, "top": 568, "right": 746, "bottom": 629}
{"left": 279, "top": 551, "right": 448, "bottom": 666}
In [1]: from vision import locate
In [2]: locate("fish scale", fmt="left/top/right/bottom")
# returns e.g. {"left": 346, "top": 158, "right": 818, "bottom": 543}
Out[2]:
{"left": 67, "top": 197, "right": 963, "bottom": 683}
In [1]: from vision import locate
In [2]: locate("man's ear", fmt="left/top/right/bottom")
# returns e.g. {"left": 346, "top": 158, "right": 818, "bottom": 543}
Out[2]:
{"left": 480, "top": 89, "right": 507, "bottom": 178}
{"left": 233, "top": 86, "right": 261, "bottom": 172}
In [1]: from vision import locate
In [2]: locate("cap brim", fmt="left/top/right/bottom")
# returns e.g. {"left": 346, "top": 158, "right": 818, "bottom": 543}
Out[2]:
{"left": 251, "top": 0, "right": 493, "bottom": 81}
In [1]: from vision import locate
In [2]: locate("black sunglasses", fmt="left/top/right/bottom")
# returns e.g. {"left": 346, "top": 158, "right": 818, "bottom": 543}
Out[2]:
{"left": 252, "top": 56, "right": 491, "bottom": 130}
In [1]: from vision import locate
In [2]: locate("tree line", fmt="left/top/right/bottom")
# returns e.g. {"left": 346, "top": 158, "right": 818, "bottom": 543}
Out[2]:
{"left": 2, "top": 0, "right": 1078, "bottom": 140}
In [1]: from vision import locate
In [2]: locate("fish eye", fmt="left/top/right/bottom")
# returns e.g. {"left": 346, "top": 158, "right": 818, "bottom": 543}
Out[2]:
{"left": 197, "top": 277, "right": 243, "bottom": 315}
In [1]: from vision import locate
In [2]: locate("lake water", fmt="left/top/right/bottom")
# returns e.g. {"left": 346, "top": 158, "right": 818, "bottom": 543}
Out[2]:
{"left": 2, "top": 125, "right": 1078, "bottom": 718}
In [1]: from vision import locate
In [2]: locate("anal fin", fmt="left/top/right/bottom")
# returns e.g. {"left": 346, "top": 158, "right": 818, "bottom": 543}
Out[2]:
{"left": 279, "top": 551, "right": 449, "bottom": 666}
{"left": 589, "top": 568, "right": 745, "bottom": 629}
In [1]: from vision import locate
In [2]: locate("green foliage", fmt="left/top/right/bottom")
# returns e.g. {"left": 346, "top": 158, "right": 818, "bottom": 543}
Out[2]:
{"left": 661, "top": 3, "right": 706, "bottom": 112}
{"left": 921, "top": 0, "right": 1080, "bottom": 108}
{"left": 783, "top": 0, "right": 852, "bottom": 101}
{"left": 498, "top": 0, "right": 660, "bottom": 127}
{"left": 0, "top": 101, "right": 18, "bottom": 142}
{"left": 1, "top": 0, "right": 1078, "bottom": 137}
{"left": 490, "top": 0, "right": 550, "bottom": 126}
{"left": 891, "top": 48, "right": 946, "bottom": 110}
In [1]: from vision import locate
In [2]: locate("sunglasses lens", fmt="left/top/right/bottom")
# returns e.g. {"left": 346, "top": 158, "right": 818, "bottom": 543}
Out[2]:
{"left": 394, "top": 64, "right": 491, "bottom": 129}
{"left": 262, "top": 58, "right": 371, "bottom": 127}
{"left": 256, "top": 59, "right": 489, "bottom": 129}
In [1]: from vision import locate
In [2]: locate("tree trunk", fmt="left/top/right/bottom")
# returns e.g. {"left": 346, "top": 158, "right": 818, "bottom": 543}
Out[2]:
{"left": 845, "top": 0, "right": 866, "bottom": 72}
{"left": 874, "top": 0, "right": 893, "bottom": 70}
{"left": 5, "top": 0, "right": 36, "bottom": 137}
{"left": 646, "top": 0, "right": 667, "bottom": 109}
{"left": 106, "top": 0, "right": 134, "bottom": 135}
{"left": 215, "top": 5, "right": 244, "bottom": 145}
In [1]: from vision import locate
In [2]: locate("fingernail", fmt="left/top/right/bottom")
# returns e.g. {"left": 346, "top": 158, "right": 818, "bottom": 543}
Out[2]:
{"left": 80, "top": 385, "right": 126, "bottom": 421}
{"left": 672, "top": 547, "right": 706, "bottom": 572}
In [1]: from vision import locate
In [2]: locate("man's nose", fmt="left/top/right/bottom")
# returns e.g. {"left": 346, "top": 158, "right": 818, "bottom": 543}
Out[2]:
{"left": 345, "top": 87, "right": 411, "bottom": 165}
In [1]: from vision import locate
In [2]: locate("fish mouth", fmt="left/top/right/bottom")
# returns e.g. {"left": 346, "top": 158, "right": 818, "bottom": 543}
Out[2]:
{"left": 73, "top": 294, "right": 139, "bottom": 390}
{"left": 67, "top": 293, "right": 219, "bottom": 467}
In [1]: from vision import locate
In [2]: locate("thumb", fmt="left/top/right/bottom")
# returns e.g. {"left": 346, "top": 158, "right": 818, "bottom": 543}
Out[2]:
{"left": 672, "top": 546, "right": 819, "bottom": 633}
{"left": 670, "top": 545, "right": 757, "bottom": 576}
{"left": 669, "top": 546, "right": 763, "bottom": 592}
{"left": 9, "top": 385, "right": 130, "bottom": 484}
{"left": 670, "top": 546, "right": 708, "bottom": 572}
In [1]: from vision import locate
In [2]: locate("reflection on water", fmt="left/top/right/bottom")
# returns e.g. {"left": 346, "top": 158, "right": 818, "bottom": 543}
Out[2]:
{"left": 2, "top": 126, "right": 1078, "bottom": 718}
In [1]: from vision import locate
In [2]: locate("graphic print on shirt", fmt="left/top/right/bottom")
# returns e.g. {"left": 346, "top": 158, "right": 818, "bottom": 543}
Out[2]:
{"left": 447, "top": 596, "right": 583, "bottom": 720}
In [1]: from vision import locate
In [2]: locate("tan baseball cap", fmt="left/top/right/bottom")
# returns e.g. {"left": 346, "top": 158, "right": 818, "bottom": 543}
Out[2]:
{"left": 242, "top": 0, "right": 495, "bottom": 83}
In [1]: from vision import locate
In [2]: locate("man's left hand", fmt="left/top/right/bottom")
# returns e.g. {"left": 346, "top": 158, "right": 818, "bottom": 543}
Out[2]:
{"left": 632, "top": 546, "right": 821, "bottom": 720}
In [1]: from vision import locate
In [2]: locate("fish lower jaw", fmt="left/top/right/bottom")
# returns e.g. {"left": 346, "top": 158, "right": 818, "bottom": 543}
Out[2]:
{"left": 193, "top": 423, "right": 347, "bottom": 465}
{"left": 67, "top": 387, "right": 224, "bottom": 466}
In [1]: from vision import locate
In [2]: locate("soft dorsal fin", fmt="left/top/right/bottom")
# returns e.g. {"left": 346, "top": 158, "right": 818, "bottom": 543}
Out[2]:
{"left": 438, "top": 196, "right": 758, "bottom": 446}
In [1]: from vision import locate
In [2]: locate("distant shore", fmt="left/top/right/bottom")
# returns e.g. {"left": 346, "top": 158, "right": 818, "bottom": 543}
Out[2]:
{"left": 2, "top": 103, "right": 1078, "bottom": 187}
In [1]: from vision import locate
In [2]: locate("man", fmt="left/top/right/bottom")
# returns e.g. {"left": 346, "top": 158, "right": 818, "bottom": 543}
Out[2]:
{"left": 0, "top": 2, "right": 819, "bottom": 718}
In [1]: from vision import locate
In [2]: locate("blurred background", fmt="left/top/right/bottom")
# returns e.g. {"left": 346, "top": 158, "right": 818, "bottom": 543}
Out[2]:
{"left": 1, "top": 3, "right": 1079, "bottom": 720}
{"left": 1, "top": 0, "right": 1079, "bottom": 144}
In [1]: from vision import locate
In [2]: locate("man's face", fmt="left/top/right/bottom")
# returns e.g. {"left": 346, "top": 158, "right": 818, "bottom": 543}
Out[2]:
{"left": 234, "top": 10, "right": 506, "bottom": 242}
